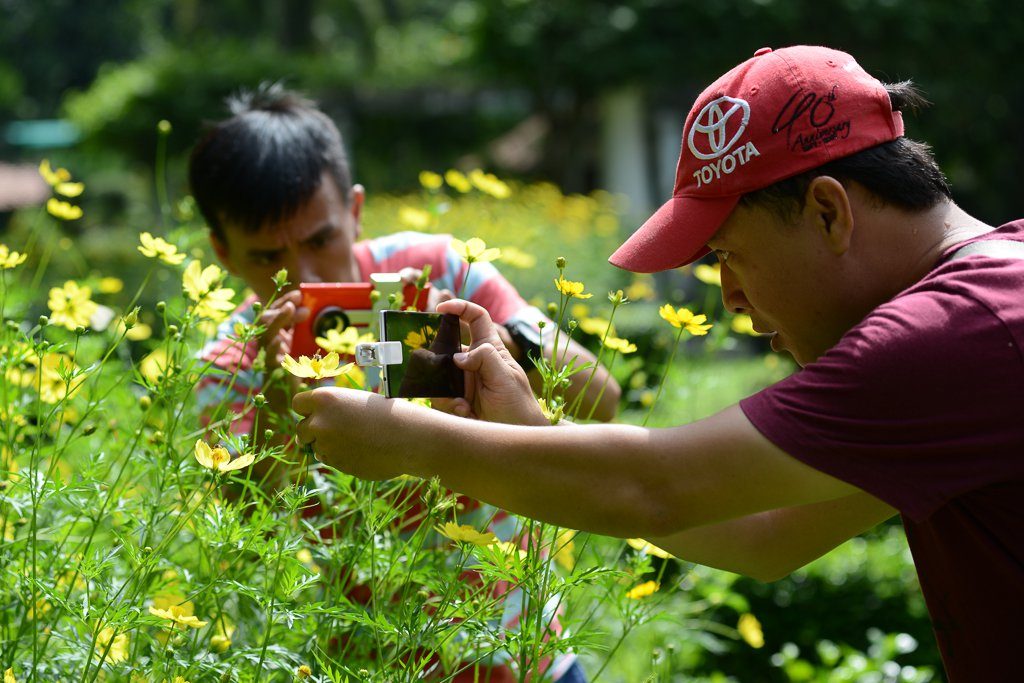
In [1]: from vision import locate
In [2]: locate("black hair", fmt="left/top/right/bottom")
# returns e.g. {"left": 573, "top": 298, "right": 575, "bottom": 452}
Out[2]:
{"left": 739, "top": 81, "right": 952, "bottom": 220}
{"left": 188, "top": 82, "right": 353, "bottom": 239}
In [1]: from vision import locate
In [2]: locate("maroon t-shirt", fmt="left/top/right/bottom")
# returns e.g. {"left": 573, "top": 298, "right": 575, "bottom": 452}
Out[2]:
{"left": 740, "top": 220, "right": 1024, "bottom": 681}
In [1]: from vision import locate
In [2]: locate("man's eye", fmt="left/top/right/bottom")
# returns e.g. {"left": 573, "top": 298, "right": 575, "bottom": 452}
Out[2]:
{"left": 254, "top": 253, "right": 281, "bottom": 266}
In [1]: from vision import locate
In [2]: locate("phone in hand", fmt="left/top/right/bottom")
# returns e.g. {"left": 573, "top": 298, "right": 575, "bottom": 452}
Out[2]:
{"left": 356, "top": 310, "right": 465, "bottom": 399}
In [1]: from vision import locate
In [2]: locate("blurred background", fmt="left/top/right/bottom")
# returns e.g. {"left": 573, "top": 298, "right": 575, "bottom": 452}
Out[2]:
{"left": 2, "top": 1, "right": 1014, "bottom": 679}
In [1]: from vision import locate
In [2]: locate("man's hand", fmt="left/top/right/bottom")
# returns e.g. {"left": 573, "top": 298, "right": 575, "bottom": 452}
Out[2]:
{"left": 258, "top": 289, "right": 309, "bottom": 373}
{"left": 397, "top": 267, "right": 454, "bottom": 312}
{"left": 432, "top": 299, "right": 548, "bottom": 426}
{"left": 294, "top": 387, "right": 411, "bottom": 481}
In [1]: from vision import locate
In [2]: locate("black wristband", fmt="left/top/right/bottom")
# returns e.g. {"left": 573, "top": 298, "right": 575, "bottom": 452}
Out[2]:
{"left": 505, "top": 319, "right": 543, "bottom": 372}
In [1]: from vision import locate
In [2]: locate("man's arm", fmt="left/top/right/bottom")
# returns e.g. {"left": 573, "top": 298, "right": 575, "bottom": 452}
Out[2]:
{"left": 648, "top": 493, "right": 896, "bottom": 581}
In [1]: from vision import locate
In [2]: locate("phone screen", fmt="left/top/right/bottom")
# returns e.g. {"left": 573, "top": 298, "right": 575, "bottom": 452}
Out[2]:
{"left": 380, "top": 311, "right": 465, "bottom": 399}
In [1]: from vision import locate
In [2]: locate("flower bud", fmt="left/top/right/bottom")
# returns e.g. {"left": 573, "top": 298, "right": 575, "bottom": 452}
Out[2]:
{"left": 567, "top": 320, "right": 577, "bottom": 332}
{"left": 74, "top": 326, "right": 87, "bottom": 336}
{"left": 273, "top": 268, "right": 290, "bottom": 289}
{"left": 123, "top": 306, "right": 140, "bottom": 328}
{"left": 416, "top": 264, "right": 432, "bottom": 289}
{"left": 264, "top": 429, "right": 274, "bottom": 441}
{"left": 83, "top": 423, "right": 97, "bottom": 435}
{"left": 609, "top": 289, "right": 625, "bottom": 305}
{"left": 252, "top": 301, "right": 263, "bottom": 315}
{"left": 253, "top": 393, "right": 266, "bottom": 407}
{"left": 157, "top": 120, "right": 172, "bottom": 135}
{"left": 369, "top": 290, "right": 381, "bottom": 303}
{"left": 38, "top": 315, "right": 49, "bottom": 326}
{"left": 6, "top": 319, "right": 19, "bottom": 330}
{"left": 167, "top": 325, "right": 179, "bottom": 335}
{"left": 556, "top": 256, "right": 567, "bottom": 269}
{"left": 139, "top": 395, "right": 152, "bottom": 410}
{"left": 546, "top": 302, "right": 558, "bottom": 318}
{"left": 156, "top": 301, "right": 166, "bottom": 314}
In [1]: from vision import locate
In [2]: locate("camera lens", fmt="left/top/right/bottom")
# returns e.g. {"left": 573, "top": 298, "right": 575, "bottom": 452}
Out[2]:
{"left": 313, "top": 306, "right": 351, "bottom": 337}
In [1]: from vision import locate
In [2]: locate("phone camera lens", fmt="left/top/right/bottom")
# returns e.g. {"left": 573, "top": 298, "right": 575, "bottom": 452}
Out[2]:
{"left": 313, "top": 306, "right": 351, "bottom": 337}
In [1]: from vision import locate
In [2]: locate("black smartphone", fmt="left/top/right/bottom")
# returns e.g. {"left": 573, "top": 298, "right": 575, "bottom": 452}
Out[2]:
{"left": 379, "top": 310, "right": 465, "bottom": 399}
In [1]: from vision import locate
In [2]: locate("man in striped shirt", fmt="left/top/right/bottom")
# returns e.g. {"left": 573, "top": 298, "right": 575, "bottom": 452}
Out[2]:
{"left": 187, "top": 84, "right": 607, "bottom": 682}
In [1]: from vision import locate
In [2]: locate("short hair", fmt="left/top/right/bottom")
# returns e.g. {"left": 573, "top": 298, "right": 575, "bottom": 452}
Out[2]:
{"left": 739, "top": 81, "right": 952, "bottom": 220}
{"left": 188, "top": 82, "right": 353, "bottom": 239}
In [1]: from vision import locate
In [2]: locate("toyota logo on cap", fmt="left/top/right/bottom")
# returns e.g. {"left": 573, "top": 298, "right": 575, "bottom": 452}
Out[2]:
{"left": 687, "top": 96, "right": 751, "bottom": 160}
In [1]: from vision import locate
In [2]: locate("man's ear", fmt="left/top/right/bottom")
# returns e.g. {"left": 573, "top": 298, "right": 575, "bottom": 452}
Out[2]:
{"left": 209, "top": 232, "right": 237, "bottom": 275}
{"left": 804, "top": 176, "right": 853, "bottom": 256}
{"left": 349, "top": 184, "right": 365, "bottom": 240}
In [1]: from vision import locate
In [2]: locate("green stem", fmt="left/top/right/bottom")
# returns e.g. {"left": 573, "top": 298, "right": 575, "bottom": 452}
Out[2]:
{"left": 642, "top": 326, "right": 685, "bottom": 427}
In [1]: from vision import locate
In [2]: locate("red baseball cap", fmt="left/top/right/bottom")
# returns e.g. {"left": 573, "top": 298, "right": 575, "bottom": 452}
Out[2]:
{"left": 609, "top": 45, "right": 905, "bottom": 273}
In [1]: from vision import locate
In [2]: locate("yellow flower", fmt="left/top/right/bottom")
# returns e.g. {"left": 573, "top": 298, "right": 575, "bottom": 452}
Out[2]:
{"left": 55, "top": 181, "right": 85, "bottom": 198}
{"left": 625, "top": 276, "right": 656, "bottom": 301}
{"left": 281, "top": 352, "right": 353, "bottom": 380}
{"left": 210, "top": 615, "right": 235, "bottom": 652}
{"left": 499, "top": 245, "right": 536, "bottom": 269}
{"left": 46, "top": 198, "right": 83, "bottom": 221}
{"left": 435, "top": 522, "right": 498, "bottom": 547}
{"left": 737, "top": 613, "right": 764, "bottom": 648}
{"left": 48, "top": 280, "right": 98, "bottom": 330}
{"left": 493, "top": 540, "right": 528, "bottom": 561}
{"left": 98, "top": 277, "right": 124, "bottom": 294}
{"left": 579, "top": 317, "right": 613, "bottom": 337}
{"left": 297, "top": 665, "right": 313, "bottom": 679}
{"left": 403, "top": 326, "right": 433, "bottom": 351}
{"left": 658, "top": 304, "right": 712, "bottom": 336}
{"left": 183, "top": 261, "right": 236, "bottom": 321}
{"left": 4, "top": 667, "right": 17, "bottom": 683}
{"left": 139, "top": 348, "right": 174, "bottom": 384}
{"left": 398, "top": 206, "right": 432, "bottom": 230}
{"left": 603, "top": 336, "right": 637, "bottom": 354}
{"left": 694, "top": 263, "right": 722, "bottom": 287}
{"left": 138, "top": 232, "right": 186, "bottom": 265}
{"left": 95, "top": 626, "right": 129, "bottom": 664}
{"left": 626, "top": 538, "right": 674, "bottom": 559}
{"left": 444, "top": 169, "right": 472, "bottom": 193}
{"left": 553, "top": 531, "right": 576, "bottom": 571}
{"left": 194, "top": 439, "right": 255, "bottom": 473}
{"left": 0, "top": 245, "right": 28, "bottom": 269}
{"left": 625, "top": 580, "right": 660, "bottom": 600}
{"left": 315, "top": 326, "right": 374, "bottom": 356}
{"left": 468, "top": 169, "right": 511, "bottom": 199}
{"left": 117, "top": 318, "right": 153, "bottom": 341}
{"left": 450, "top": 237, "right": 501, "bottom": 264}
{"left": 730, "top": 314, "right": 758, "bottom": 336}
{"left": 554, "top": 276, "right": 592, "bottom": 300}
{"left": 38, "top": 159, "right": 71, "bottom": 186}
{"left": 418, "top": 171, "right": 443, "bottom": 190}
{"left": 149, "top": 595, "right": 208, "bottom": 629}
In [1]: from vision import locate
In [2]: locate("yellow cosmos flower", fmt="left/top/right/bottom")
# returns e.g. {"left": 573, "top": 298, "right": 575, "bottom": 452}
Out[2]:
{"left": 694, "top": 263, "right": 722, "bottom": 287}
{"left": 553, "top": 530, "right": 577, "bottom": 571}
{"left": 731, "top": 314, "right": 758, "bottom": 336}
{"left": 418, "top": 170, "right": 443, "bottom": 190}
{"left": 95, "top": 626, "right": 129, "bottom": 664}
{"left": 297, "top": 665, "right": 313, "bottom": 680}
{"left": 403, "top": 326, "right": 433, "bottom": 351}
{"left": 444, "top": 169, "right": 472, "bottom": 193}
{"left": 48, "top": 280, "right": 98, "bottom": 330}
{"left": 9, "top": 352, "right": 86, "bottom": 404}
{"left": 183, "top": 261, "right": 236, "bottom": 321}
{"left": 5, "top": 667, "right": 17, "bottom": 683}
{"left": 139, "top": 348, "right": 174, "bottom": 384}
{"left": 468, "top": 169, "right": 511, "bottom": 199}
{"left": 658, "top": 304, "right": 712, "bottom": 336}
{"left": 281, "top": 352, "right": 353, "bottom": 380}
{"left": 0, "top": 245, "right": 28, "bottom": 269}
{"left": 625, "top": 580, "right": 660, "bottom": 600}
{"left": 149, "top": 595, "right": 208, "bottom": 629}
{"left": 737, "top": 613, "right": 765, "bottom": 648}
{"left": 554, "top": 276, "right": 592, "bottom": 300}
{"left": 194, "top": 439, "right": 255, "bottom": 473}
{"left": 626, "top": 538, "right": 674, "bottom": 559}
{"left": 210, "top": 615, "right": 235, "bottom": 652}
{"left": 97, "top": 277, "right": 124, "bottom": 294}
{"left": 138, "top": 232, "right": 186, "bottom": 265}
{"left": 46, "top": 198, "right": 83, "bottom": 221}
{"left": 499, "top": 245, "right": 537, "bottom": 269}
{"left": 579, "top": 317, "right": 613, "bottom": 337}
{"left": 492, "top": 540, "right": 528, "bottom": 561}
{"left": 315, "top": 325, "right": 374, "bottom": 356}
{"left": 55, "top": 181, "right": 85, "bottom": 198}
{"left": 38, "top": 159, "right": 71, "bottom": 186}
{"left": 435, "top": 522, "right": 498, "bottom": 547}
{"left": 451, "top": 237, "right": 501, "bottom": 264}
{"left": 398, "top": 206, "right": 432, "bottom": 230}
{"left": 603, "top": 336, "right": 637, "bottom": 354}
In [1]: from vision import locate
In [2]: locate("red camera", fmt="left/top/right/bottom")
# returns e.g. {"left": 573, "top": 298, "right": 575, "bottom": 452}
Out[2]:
{"left": 290, "top": 277, "right": 430, "bottom": 358}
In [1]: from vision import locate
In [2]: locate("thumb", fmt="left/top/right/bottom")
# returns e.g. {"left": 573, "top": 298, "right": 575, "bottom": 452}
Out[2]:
{"left": 454, "top": 342, "right": 509, "bottom": 378}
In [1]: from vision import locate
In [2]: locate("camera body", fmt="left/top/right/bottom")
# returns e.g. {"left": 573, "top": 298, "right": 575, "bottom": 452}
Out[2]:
{"left": 290, "top": 274, "right": 430, "bottom": 358}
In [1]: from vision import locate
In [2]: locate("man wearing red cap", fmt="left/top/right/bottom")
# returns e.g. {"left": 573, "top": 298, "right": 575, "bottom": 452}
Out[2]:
{"left": 294, "top": 46, "right": 1024, "bottom": 680}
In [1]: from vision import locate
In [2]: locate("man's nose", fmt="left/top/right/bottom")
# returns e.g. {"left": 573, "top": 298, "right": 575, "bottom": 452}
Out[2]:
{"left": 720, "top": 263, "right": 750, "bottom": 315}
{"left": 288, "top": 256, "right": 322, "bottom": 286}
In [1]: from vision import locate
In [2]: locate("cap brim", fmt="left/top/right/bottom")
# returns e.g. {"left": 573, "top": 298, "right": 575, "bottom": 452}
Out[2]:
{"left": 609, "top": 194, "right": 740, "bottom": 273}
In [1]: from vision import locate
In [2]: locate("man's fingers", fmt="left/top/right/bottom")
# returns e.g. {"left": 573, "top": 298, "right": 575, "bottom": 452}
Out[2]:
{"left": 454, "top": 342, "right": 511, "bottom": 379}
{"left": 292, "top": 390, "right": 315, "bottom": 416}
